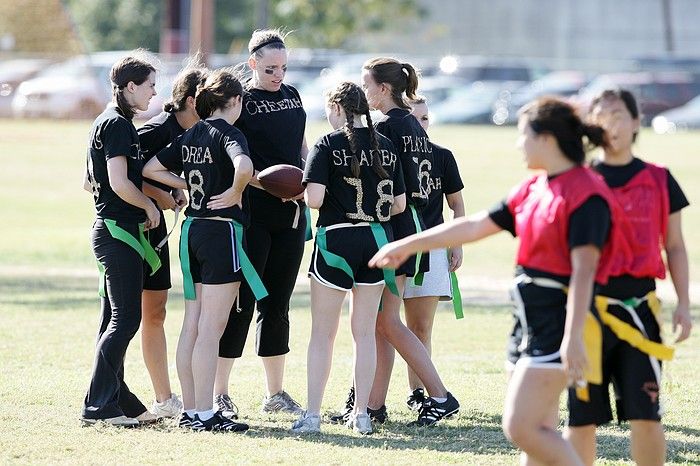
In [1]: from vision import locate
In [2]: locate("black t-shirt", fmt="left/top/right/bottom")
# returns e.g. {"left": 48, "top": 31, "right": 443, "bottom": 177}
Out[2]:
{"left": 421, "top": 142, "right": 464, "bottom": 228}
{"left": 86, "top": 105, "right": 146, "bottom": 222}
{"left": 375, "top": 108, "right": 432, "bottom": 209}
{"left": 137, "top": 111, "right": 186, "bottom": 191}
{"left": 156, "top": 119, "right": 249, "bottom": 223}
{"left": 235, "top": 83, "right": 306, "bottom": 172}
{"left": 590, "top": 157, "right": 689, "bottom": 213}
{"left": 303, "top": 128, "right": 406, "bottom": 226}
{"left": 591, "top": 156, "right": 689, "bottom": 297}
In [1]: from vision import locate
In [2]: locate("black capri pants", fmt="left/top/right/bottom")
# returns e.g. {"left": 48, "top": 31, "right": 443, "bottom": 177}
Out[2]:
{"left": 83, "top": 219, "right": 147, "bottom": 420}
{"left": 219, "top": 190, "right": 306, "bottom": 358}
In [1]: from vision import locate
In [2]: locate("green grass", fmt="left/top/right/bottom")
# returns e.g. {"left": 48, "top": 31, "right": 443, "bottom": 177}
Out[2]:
{"left": 0, "top": 119, "right": 699, "bottom": 464}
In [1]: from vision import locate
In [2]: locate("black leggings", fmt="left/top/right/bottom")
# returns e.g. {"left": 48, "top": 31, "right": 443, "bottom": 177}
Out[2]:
{"left": 219, "top": 196, "right": 306, "bottom": 358}
{"left": 83, "top": 219, "right": 147, "bottom": 419}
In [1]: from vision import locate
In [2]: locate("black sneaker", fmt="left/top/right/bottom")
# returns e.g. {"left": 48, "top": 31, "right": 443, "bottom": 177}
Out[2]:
{"left": 367, "top": 405, "right": 388, "bottom": 424}
{"left": 410, "top": 392, "right": 459, "bottom": 426}
{"left": 330, "top": 387, "right": 355, "bottom": 424}
{"left": 406, "top": 388, "right": 426, "bottom": 411}
{"left": 178, "top": 412, "right": 194, "bottom": 429}
{"left": 191, "top": 412, "right": 250, "bottom": 432}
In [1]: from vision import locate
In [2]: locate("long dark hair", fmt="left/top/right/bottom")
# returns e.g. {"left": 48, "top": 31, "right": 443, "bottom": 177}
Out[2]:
{"left": 164, "top": 55, "right": 209, "bottom": 113}
{"left": 363, "top": 57, "right": 420, "bottom": 110}
{"left": 519, "top": 97, "right": 607, "bottom": 165}
{"left": 110, "top": 52, "right": 156, "bottom": 119}
{"left": 327, "top": 81, "right": 388, "bottom": 179}
{"left": 194, "top": 67, "right": 243, "bottom": 119}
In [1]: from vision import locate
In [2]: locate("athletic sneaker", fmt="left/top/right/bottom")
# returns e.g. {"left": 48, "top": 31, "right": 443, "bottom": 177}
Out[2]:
{"left": 346, "top": 412, "right": 372, "bottom": 435}
{"left": 261, "top": 390, "right": 303, "bottom": 415}
{"left": 410, "top": 392, "right": 460, "bottom": 426}
{"left": 190, "top": 412, "right": 249, "bottom": 432}
{"left": 290, "top": 412, "right": 321, "bottom": 433}
{"left": 151, "top": 393, "right": 183, "bottom": 419}
{"left": 406, "top": 388, "right": 426, "bottom": 411}
{"left": 81, "top": 415, "right": 138, "bottom": 427}
{"left": 214, "top": 394, "right": 239, "bottom": 419}
{"left": 329, "top": 387, "right": 354, "bottom": 424}
{"left": 178, "top": 412, "right": 194, "bottom": 429}
{"left": 367, "top": 405, "right": 388, "bottom": 424}
{"left": 135, "top": 410, "right": 160, "bottom": 425}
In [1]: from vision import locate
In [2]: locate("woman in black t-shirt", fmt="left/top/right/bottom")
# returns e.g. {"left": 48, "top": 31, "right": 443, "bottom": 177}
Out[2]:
{"left": 144, "top": 68, "right": 254, "bottom": 432}
{"left": 81, "top": 53, "right": 160, "bottom": 427}
{"left": 291, "top": 82, "right": 405, "bottom": 434}
{"left": 137, "top": 63, "right": 208, "bottom": 419}
{"left": 215, "top": 29, "right": 308, "bottom": 415}
{"left": 354, "top": 57, "right": 459, "bottom": 427}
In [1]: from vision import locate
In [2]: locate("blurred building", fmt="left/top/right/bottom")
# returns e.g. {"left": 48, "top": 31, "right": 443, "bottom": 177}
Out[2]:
{"left": 364, "top": 0, "right": 700, "bottom": 71}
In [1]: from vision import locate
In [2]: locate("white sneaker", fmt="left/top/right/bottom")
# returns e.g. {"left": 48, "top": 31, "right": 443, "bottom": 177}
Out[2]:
{"left": 151, "top": 393, "right": 183, "bottom": 418}
{"left": 135, "top": 410, "right": 160, "bottom": 425}
{"left": 81, "top": 415, "right": 139, "bottom": 427}
{"left": 290, "top": 412, "right": 321, "bottom": 433}
{"left": 347, "top": 412, "right": 372, "bottom": 435}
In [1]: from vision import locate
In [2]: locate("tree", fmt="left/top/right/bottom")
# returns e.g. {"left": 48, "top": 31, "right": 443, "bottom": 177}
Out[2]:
{"left": 63, "top": 0, "right": 421, "bottom": 53}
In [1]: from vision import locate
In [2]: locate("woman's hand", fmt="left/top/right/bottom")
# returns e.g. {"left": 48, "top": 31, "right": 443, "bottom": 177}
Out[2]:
{"left": 282, "top": 191, "right": 305, "bottom": 202}
{"left": 173, "top": 188, "right": 188, "bottom": 210}
{"left": 153, "top": 188, "right": 177, "bottom": 211}
{"left": 144, "top": 201, "right": 161, "bottom": 231}
{"left": 448, "top": 246, "right": 463, "bottom": 272}
{"left": 672, "top": 303, "right": 693, "bottom": 343}
{"left": 207, "top": 187, "right": 243, "bottom": 210}
{"left": 560, "top": 332, "right": 587, "bottom": 387}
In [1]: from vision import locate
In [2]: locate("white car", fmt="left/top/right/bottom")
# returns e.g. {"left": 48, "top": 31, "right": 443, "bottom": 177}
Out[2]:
{"left": 12, "top": 51, "right": 170, "bottom": 120}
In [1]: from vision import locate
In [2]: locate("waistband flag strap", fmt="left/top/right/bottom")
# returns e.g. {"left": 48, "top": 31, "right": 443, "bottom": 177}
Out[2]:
{"left": 316, "top": 224, "right": 398, "bottom": 296}
{"left": 408, "top": 205, "right": 424, "bottom": 286}
{"left": 595, "top": 293, "right": 674, "bottom": 361}
{"left": 179, "top": 217, "right": 268, "bottom": 301}
{"left": 448, "top": 249, "right": 464, "bottom": 319}
{"left": 97, "top": 219, "right": 162, "bottom": 297}
{"left": 305, "top": 206, "right": 313, "bottom": 242}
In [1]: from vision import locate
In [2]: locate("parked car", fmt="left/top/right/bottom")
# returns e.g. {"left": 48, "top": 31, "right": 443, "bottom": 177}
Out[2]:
{"left": 652, "top": 94, "right": 700, "bottom": 133}
{"left": 0, "top": 58, "right": 51, "bottom": 117}
{"left": 12, "top": 51, "right": 168, "bottom": 119}
{"left": 575, "top": 72, "right": 700, "bottom": 125}
{"left": 492, "top": 70, "right": 589, "bottom": 125}
{"left": 430, "top": 81, "right": 525, "bottom": 125}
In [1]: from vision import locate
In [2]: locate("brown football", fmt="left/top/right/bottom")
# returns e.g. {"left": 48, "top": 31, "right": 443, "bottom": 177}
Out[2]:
{"left": 257, "top": 164, "right": 304, "bottom": 199}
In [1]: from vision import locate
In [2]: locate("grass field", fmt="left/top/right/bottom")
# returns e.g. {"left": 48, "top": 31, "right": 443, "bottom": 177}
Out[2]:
{"left": 0, "top": 119, "right": 698, "bottom": 464}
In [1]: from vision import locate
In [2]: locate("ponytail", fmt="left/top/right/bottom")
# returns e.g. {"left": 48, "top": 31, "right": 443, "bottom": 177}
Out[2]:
{"left": 364, "top": 110, "right": 389, "bottom": 179}
{"left": 194, "top": 67, "right": 243, "bottom": 119}
{"left": 401, "top": 63, "right": 419, "bottom": 101}
{"left": 363, "top": 57, "right": 421, "bottom": 110}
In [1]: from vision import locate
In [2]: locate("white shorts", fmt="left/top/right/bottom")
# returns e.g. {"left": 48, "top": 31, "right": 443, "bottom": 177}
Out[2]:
{"left": 403, "top": 248, "right": 452, "bottom": 300}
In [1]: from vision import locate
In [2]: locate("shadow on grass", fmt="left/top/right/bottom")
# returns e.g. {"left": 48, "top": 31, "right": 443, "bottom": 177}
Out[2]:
{"left": 595, "top": 425, "right": 700, "bottom": 464}
{"left": 0, "top": 275, "right": 96, "bottom": 310}
{"left": 240, "top": 411, "right": 515, "bottom": 456}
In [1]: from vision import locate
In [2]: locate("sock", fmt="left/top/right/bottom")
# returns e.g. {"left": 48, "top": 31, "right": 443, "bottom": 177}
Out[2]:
{"left": 196, "top": 409, "right": 215, "bottom": 421}
{"left": 431, "top": 397, "right": 447, "bottom": 403}
{"left": 185, "top": 409, "right": 196, "bottom": 417}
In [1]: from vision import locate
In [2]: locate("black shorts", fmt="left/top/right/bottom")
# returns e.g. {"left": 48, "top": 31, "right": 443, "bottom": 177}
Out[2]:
{"left": 182, "top": 219, "right": 243, "bottom": 285}
{"left": 506, "top": 276, "right": 568, "bottom": 369}
{"left": 568, "top": 300, "right": 663, "bottom": 426}
{"left": 309, "top": 222, "right": 393, "bottom": 291}
{"left": 390, "top": 207, "right": 429, "bottom": 277}
{"left": 143, "top": 208, "right": 171, "bottom": 291}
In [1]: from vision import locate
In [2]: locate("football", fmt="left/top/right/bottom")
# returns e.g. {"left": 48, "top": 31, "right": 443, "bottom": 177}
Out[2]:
{"left": 257, "top": 164, "right": 304, "bottom": 199}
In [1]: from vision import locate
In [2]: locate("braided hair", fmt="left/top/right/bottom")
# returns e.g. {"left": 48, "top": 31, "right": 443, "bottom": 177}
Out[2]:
{"left": 326, "top": 81, "right": 389, "bottom": 179}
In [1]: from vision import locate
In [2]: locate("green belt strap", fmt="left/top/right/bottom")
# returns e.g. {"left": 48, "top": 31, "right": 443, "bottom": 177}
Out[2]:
{"left": 304, "top": 206, "right": 313, "bottom": 242}
{"left": 179, "top": 217, "right": 196, "bottom": 300}
{"left": 316, "top": 227, "right": 355, "bottom": 280}
{"left": 448, "top": 248, "right": 464, "bottom": 319}
{"left": 231, "top": 220, "right": 269, "bottom": 301}
{"left": 97, "top": 219, "right": 162, "bottom": 297}
{"left": 180, "top": 217, "right": 269, "bottom": 301}
{"left": 369, "top": 223, "right": 398, "bottom": 296}
{"left": 408, "top": 205, "right": 424, "bottom": 286}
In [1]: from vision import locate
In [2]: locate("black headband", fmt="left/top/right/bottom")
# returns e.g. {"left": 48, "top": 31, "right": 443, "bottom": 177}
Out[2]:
{"left": 250, "top": 38, "right": 285, "bottom": 55}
